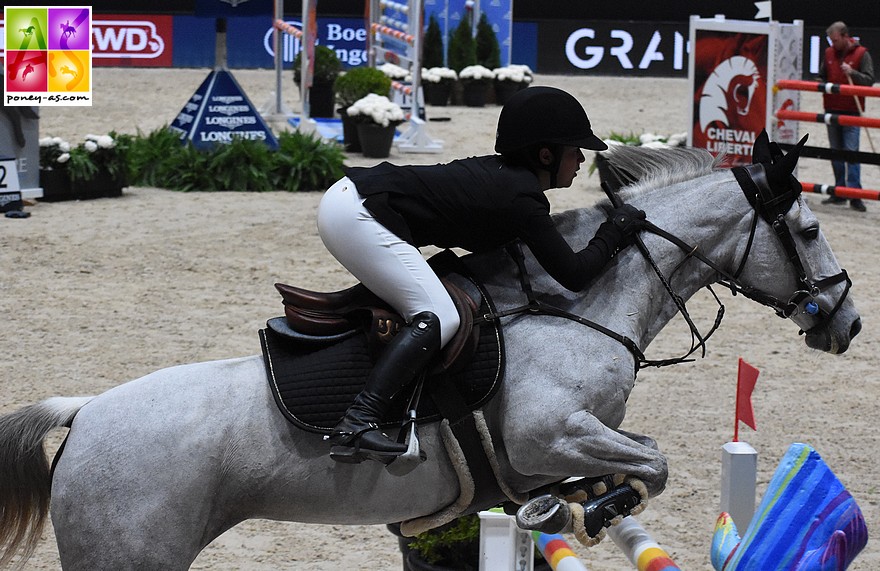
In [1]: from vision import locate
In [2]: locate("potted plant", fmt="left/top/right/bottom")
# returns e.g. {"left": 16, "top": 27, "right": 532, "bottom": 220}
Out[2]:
{"left": 423, "top": 14, "right": 445, "bottom": 69}
{"left": 422, "top": 67, "right": 458, "bottom": 106}
{"left": 293, "top": 45, "right": 342, "bottom": 118}
{"left": 345, "top": 93, "right": 404, "bottom": 158}
{"left": 492, "top": 64, "right": 533, "bottom": 105}
{"left": 458, "top": 64, "right": 494, "bottom": 107}
{"left": 447, "top": 15, "right": 477, "bottom": 105}
{"left": 475, "top": 13, "right": 501, "bottom": 71}
{"left": 397, "top": 514, "right": 553, "bottom": 571}
{"left": 333, "top": 66, "right": 392, "bottom": 152}
{"left": 38, "top": 133, "right": 130, "bottom": 201}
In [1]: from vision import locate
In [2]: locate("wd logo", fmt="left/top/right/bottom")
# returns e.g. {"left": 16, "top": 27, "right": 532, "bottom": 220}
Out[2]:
{"left": 92, "top": 20, "right": 165, "bottom": 58}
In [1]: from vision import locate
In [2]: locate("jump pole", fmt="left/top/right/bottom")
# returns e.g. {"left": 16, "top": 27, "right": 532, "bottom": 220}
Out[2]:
{"left": 801, "top": 182, "right": 880, "bottom": 201}
{"left": 774, "top": 79, "right": 880, "bottom": 99}
{"left": 268, "top": 0, "right": 318, "bottom": 133}
{"left": 774, "top": 109, "right": 880, "bottom": 129}
{"left": 606, "top": 517, "right": 681, "bottom": 571}
{"left": 367, "top": 0, "right": 443, "bottom": 153}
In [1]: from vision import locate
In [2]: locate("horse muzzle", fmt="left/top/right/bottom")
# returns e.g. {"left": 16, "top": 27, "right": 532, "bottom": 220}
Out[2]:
{"left": 804, "top": 316, "right": 861, "bottom": 354}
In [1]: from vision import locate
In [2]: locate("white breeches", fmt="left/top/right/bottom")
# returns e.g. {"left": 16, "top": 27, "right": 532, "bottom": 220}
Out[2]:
{"left": 317, "top": 177, "right": 460, "bottom": 347}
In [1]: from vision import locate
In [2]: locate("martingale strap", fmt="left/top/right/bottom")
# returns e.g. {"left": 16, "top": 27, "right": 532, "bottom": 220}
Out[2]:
{"left": 480, "top": 243, "right": 649, "bottom": 372}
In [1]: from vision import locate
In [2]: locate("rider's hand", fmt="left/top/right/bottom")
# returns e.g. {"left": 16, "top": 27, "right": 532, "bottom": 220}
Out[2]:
{"left": 608, "top": 204, "right": 647, "bottom": 237}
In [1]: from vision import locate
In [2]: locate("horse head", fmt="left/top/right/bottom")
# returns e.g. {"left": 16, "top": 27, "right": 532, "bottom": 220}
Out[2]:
{"left": 736, "top": 130, "right": 860, "bottom": 353}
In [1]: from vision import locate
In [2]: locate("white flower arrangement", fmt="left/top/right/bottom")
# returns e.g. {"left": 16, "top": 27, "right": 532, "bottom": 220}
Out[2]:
{"left": 346, "top": 93, "right": 406, "bottom": 127}
{"left": 39, "top": 132, "right": 128, "bottom": 182}
{"left": 422, "top": 66, "right": 458, "bottom": 84}
{"left": 493, "top": 64, "right": 534, "bottom": 84}
{"left": 459, "top": 64, "right": 494, "bottom": 82}
{"left": 378, "top": 62, "right": 409, "bottom": 80}
{"left": 39, "top": 136, "right": 71, "bottom": 166}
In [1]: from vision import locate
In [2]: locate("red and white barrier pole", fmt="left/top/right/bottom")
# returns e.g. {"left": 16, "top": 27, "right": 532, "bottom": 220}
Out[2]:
{"left": 774, "top": 79, "right": 880, "bottom": 99}
{"left": 802, "top": 182, "right": 880, "bottom": 201}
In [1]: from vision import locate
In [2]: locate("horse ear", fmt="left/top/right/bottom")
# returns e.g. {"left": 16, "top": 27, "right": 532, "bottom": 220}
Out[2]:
{"left": 752, "top": 129, "right": 772, "bottom": 164}
{"left": 777, "top": 134, "right": 808, "bottom": 176}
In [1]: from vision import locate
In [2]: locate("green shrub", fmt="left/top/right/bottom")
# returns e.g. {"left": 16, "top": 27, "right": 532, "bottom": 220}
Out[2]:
{"left": 475, "top": 13, "right": 501, "bottom": 70}
{"left": 408, "top": 515, "right": 480, "bottom": 568}
{"left": 333, "top": 66, "right": 392, "bottom": 109}
{"left": 271, "top": 130, "right": 346, "bottom": 191}
{"left": 423, "top": 14, "right": 445, "bottom": 69}
{"left": 447, "top": 17, "right": 476, "bottom": 72}
{"left": 125, "top": 127, "right": 345, "bottom": 192}
{"left": 293, "top": 45, "right": 343, "bottom": 86}
{"left": 126, "top": 127, "right": 186, "bottom": 187}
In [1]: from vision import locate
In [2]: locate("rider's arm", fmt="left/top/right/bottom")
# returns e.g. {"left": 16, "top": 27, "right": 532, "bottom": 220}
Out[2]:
{"left": 521, "top": 214, "right": 628, "bottom": 292}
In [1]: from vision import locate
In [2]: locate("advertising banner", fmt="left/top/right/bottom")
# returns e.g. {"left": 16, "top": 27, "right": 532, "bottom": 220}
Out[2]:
{"left": 689, "top": 20, "right": 769, "bottom": 167}
{"left": 92, "top": 15, "right": 173, "bottom": 67}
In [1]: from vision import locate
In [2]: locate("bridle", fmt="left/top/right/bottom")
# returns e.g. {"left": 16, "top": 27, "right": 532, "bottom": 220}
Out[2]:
{"left": 481, "top": 161, "right": 852, "bottom": 372}
{"left": 730, "top": 163, "right": 851, "bottom": 329}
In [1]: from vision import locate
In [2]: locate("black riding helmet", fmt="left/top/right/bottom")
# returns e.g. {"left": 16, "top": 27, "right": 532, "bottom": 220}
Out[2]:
{"left": 495, "top": 86, "right": 608, "bottom": 154}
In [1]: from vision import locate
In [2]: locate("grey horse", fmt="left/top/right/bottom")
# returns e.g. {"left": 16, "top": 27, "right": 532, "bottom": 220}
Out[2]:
{"left": 0, "top": 142, "right": 860, "bottom": 569}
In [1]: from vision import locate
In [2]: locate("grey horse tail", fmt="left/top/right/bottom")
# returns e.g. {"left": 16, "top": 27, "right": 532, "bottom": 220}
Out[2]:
{"left": 0, "top": 396, "right": 92, "bottom": 568}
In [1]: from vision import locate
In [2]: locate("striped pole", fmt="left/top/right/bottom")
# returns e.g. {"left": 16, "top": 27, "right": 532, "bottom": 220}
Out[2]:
{"left": 802, "top": 182, "right": 880, "bottom": 201}
{"left": 273, "top": 18, "right": 304, "bottom": 39}
{"left": 774, "top": 109, "right": 880, "bottom": 129}
{"left": 607, "top": 518, "right": 681, "bottom": 571}
{"left": 774, "top": 79, "right": 880, "bottom": 99}
{"left": 532, "top": 532, "right": 589, "bottom": 571}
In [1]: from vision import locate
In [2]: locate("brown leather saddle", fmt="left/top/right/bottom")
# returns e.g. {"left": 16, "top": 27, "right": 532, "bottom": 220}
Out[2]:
{"left": 274, "top": 277, "right": 480, "bottom": 373}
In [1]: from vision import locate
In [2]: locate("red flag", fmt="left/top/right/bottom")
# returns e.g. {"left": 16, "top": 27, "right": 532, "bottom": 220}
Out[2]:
{"left": 736, "top": 358, "right": 759, "bottom": 437}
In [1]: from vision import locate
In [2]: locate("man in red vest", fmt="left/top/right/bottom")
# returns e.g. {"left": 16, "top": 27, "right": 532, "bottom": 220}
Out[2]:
{"left": 819, "top": 21, "right": 875, "bottom": 212}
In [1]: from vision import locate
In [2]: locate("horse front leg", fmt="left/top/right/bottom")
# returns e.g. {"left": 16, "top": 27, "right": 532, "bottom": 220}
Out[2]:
{"left": 503, "top": 408, "right": 668, "bottom": 497}
{"left": 499, "top": 409, "right": 668, "bottom": 545}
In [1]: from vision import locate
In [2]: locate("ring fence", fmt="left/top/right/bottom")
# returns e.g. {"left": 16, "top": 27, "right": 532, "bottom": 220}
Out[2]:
{"left": 774, "top": 79, "right": 880, "bottom": 199}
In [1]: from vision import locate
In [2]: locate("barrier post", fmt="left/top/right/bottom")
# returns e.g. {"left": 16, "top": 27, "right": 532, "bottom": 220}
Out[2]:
{"left": 367, "top": 0, "right": 443, "bottom": 152}
{"left": 720, "top": 441, "right": 757, "bottom": 531}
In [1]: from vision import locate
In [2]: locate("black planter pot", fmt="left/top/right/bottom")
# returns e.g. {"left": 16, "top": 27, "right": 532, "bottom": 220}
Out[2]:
{"left": 461, "top": 81, "right": 489, "bottom": 107}
{"left": 38, "top": 168, "right": 124, "bottom": 202}
{"left": 38, "top": 169, "right": 73, "bottom": 202}
{"left": 309, "top": 82, "right": 335, "bottom": 118}
{"left": 494, "top": 80, "right": 528, "bottom": 105}
{"left": 423, "top": 81, "right": 453, "bottom": 106}
{"left": 356, "top": 122, "right": 397, "bottom": 158}
{"left": 338, "top": 108, "right": 362, "bottom": 153}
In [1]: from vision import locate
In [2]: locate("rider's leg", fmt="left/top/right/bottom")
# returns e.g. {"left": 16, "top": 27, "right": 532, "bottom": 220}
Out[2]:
{"left": 317, "top": 178, "right": 460, "bottom": 462}
{"left": 328, "top": 311, "right": 441, "bottom": 461}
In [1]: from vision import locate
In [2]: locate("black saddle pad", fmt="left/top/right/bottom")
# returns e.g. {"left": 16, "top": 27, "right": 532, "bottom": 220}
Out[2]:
{"left": 260, "top": 282, "right": 504, "bottom": 434}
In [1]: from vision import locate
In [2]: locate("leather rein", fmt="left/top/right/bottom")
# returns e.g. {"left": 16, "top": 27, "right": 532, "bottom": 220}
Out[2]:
{"left": 476, "top": 164, "right": 851, "bottom": 372}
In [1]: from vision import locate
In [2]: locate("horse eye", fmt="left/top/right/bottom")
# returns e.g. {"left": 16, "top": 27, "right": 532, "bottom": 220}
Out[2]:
{"left": 801, "top": 226, "right": 820, "bottom": 240}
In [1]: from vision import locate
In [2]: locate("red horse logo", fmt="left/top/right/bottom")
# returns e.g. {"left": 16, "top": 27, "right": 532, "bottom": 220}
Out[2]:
{"left": 700, "top": 56, "right": 762, "bottom": 131}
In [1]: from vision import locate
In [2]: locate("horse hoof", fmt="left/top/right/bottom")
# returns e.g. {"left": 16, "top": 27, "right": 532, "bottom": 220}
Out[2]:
{"left": 579, "top": 484, "right": 642, "bottom": 538}
{"left": 516, "top": 494, "right": 571, "bottom": 533}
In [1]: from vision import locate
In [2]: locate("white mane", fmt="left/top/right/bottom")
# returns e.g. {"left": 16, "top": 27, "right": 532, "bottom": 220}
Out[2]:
{"left": 599, "top": 144, "right": 723, "bottom": 196}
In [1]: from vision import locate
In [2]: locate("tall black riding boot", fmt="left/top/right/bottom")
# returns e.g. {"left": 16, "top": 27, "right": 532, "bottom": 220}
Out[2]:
{"left": 328, "top": 311, "right": 442, "bottom": 464}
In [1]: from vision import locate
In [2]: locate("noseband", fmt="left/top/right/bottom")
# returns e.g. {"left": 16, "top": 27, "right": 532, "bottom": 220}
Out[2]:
{"left": 730, "top": 163, "right": 851, "bottom": 332}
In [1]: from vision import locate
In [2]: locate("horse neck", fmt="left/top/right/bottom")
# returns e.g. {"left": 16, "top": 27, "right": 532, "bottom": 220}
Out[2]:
{"left": 550, "top": 171, "right": 754, "bottom": 349}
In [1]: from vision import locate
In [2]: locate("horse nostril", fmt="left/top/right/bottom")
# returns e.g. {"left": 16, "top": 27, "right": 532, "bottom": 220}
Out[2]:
{"left": 850, "top": 318, "right": 862, "bottom": 339}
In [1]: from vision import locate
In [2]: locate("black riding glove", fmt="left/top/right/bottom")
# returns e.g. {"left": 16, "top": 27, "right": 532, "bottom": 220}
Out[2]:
{"left": 608, "top": 204, "right": 647, "bottom": 245}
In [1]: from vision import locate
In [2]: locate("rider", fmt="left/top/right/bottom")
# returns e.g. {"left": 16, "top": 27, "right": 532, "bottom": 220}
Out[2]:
{"left": 317, "top": 86, "right": 646, "bottom": 464}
